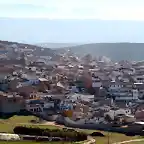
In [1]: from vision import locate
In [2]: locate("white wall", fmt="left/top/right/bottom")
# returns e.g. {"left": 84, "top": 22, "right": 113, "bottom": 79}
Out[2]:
{"left": 122, "top": 78, "right": 130, "bottom": 82}
{"left": 109, "top": 84, "right": 123, "bottom": 90}
{"left": 133, "top": 75, "right": 144, "bottom": 83}
{"left": 44, "top": 102, "right": 54, "bottom": 108}
{"left": 115, "top": 96, "right": 138, "bottom": 101}
{"left": 104, "top": 109, "right": 131, "bottom": 120}
{"left": 132, "top": 89, "right": 139, "bottom": 99}
{"left": 70, "top": 86, "right": 79, "bottom": 93}
{"left": 92, "top": 82, "right": 102, "bottom": 88}
{"left": 87, "top": 117, "right": 104, "bottom": 124}
{"left": 114, "top": 89, "right": 139, "bottom": 101}
{"left": 123, "top": 69, "right": 135, "bottom": 75}
{"left": 26, "top": 104, "right": 43, "bottom": 113}
{"left": 112, "top": 70, "right": 122, "bottom": 77}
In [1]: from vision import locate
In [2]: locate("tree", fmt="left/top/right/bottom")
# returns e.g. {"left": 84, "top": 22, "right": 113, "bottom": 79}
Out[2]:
{"left": 105, "top": 115, "right": 112, "bottom": 122}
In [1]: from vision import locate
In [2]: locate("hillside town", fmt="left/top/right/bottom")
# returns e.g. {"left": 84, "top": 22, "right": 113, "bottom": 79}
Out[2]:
{"left": 0, "top": 41, "right": 144, "bottom": 129}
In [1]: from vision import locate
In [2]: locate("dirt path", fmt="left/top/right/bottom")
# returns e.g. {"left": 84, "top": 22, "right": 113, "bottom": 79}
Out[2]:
{"left": 113, "top": 138, "right": 144, "bottom": 144}
{"left": 42, "top": 121, "right": 65, "bottom": 128}
{"left": 17, "top": 121, "right": 65, "bottom": 129}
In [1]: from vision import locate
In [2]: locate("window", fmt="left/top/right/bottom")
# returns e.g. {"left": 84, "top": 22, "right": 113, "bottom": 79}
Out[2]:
{"left": 30, "top": 109, "right": 33, "bottom": 112}
{"left": 137, "top": 78, "right": 144, "bottom": 81}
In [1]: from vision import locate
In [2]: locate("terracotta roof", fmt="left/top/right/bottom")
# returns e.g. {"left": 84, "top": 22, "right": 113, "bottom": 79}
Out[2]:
{"left": 17, "top": 86, "right": 37, "bottom": 94}
{"left": 135, "top": 110, "right": 144, "bottom": 119}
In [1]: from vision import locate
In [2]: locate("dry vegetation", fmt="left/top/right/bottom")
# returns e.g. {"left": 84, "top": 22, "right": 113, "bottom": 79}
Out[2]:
{"left": 0, "top": 115, "right": 143, "bottom": 144}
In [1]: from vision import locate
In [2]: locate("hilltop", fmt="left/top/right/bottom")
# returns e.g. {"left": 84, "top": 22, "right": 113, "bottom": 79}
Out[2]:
{"left": 57, "top": 43, "right": 144, "bottom": 61}
{"left": 0, "top": 40, "right": 56, "bottom": 57}
{"left": 36, "top": 43, "right": 80, "bottom": 49}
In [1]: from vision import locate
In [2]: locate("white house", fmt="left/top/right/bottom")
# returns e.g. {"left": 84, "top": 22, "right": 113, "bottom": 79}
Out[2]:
{"left": 109, "top": 81, "right": 123, "bottom": 91}
{"left": 26, "top": 103, "right": 43, "bottom": 113}
{"left": 86, "top": 117, "right": 105, "bottom": 124}
{"left": 44, "top": 102, "right": 54, "bottom": 109}
{"left": 133, "top": 75, "right": 144, "bottom": 83}
{"left": 135, "top": 66, "right": 144, "bottom": 74}
{"left": 110, "top": 88, "right": 139, "bottom": 101}
{"left": 92, "top": 77, "right": 102, "bottom": 88}
{"left": 119, "top": 68, "right": 135, "bottom": 75}
{"left": 104, "top": 108, "right": 132, "bottom": 120}
{"left": 69, "top": 86, "right": 79, "bottom": 93}
{"left": 117, "top": 75, "right": 130, "bottom": 83}
{"left": 111, "top": 70, "right": 122, "bottom": 77}
{"left": 25, "top": 100, "right": 55, "bottom": 113}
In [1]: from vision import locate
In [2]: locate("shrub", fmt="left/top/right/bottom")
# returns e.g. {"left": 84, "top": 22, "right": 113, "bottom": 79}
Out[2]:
{"left": 125, "top": 132, "right": 136, "bottom": 136}
{"left": 13, "top": 126, "right": 87, "bottom": 141}
{"left": 22, "top": 136, "right": 36, "bottom": 141}
{"left": 90, "top": 132, "right": 105, "bottom": 137}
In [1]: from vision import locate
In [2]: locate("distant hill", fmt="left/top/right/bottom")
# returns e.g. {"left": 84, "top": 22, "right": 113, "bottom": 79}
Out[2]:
{"left": 0, "top": 40, "right": 56, "bottom": 57}
{"left": 0, "top": 40, "right": 43, "bottom": 49}
{"left": 36, "top": 43, "right": 81, "bottom": 49}
{"left": 57, "top": 43, "right": 144, "bottom": 61}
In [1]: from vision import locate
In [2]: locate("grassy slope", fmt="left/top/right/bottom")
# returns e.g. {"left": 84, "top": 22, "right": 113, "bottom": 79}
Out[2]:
{"left": 128, "top": 142, "right": 144, "bottom": 144}
{"left": 0, "top": 142, "right": 78, "bottom": 144}
{"left": 0, "top": 115, "right": 143, "bottom": 144}
{"left": 78, "top": 129, "right": 142, "bottom": 144}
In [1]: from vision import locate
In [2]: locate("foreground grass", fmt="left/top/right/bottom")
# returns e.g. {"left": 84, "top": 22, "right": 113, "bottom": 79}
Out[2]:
{"left": 0, "top": 116, "right": 84, "bottom": 144}
{"left": 0, "top": 115, "right": 59, "bottom": 133}
{"left": 0, "top": 141, "right": 76, "bottom": 144}
{"left": 0, "top": 115, "right": 143, "bottom": 144}
{"left": 128, "top": 142, "right": 144, "bottom": 144}
{"left": 94, "top": 133, "right": 141, "bottom": 144}
{"left": 78, "top": 129, "right": 142, "bottom": 144}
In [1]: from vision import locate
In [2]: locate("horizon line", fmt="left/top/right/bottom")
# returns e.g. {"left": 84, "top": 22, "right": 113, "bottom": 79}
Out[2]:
{"left": 1, "top": 40, "right": 144, "bottom": 44}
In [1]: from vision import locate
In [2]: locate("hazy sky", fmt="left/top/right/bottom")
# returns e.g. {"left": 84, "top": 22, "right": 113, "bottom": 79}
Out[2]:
{"left": 0, "top": 0, "right": 144, "bottom": 20}
{"left": 0, "top": 0, "right": 144, "bottom": 43}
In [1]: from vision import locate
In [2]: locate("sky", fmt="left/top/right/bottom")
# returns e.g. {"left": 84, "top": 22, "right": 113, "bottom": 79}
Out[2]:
{"left": 0, "top": 0, "right": 144, "bottom": 20}
{"left": 0, "top": 0, "right": 144, "bottom": 43}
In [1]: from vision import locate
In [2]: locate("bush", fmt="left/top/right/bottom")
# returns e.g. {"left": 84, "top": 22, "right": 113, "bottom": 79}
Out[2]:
{"left": 125, "top": 132, "right": 136, "bottom": 136}
{"left": 90, "top": 132, "right": 105, "bottom": 137}
{"left": 22, "top": 136, "right": 36, "bottom": 141}
{"left": 13, "top": 126, "right": 87, "bottom": 141}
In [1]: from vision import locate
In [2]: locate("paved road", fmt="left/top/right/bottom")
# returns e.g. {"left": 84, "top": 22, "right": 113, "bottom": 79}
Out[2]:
{"left": 113, "top": 138, "right": 144, "bottom": 144}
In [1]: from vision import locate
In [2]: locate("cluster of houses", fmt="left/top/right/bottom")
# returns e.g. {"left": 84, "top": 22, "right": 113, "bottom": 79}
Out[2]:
{"left": 0, "top": 42, "right": 144, "bottom": 126}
